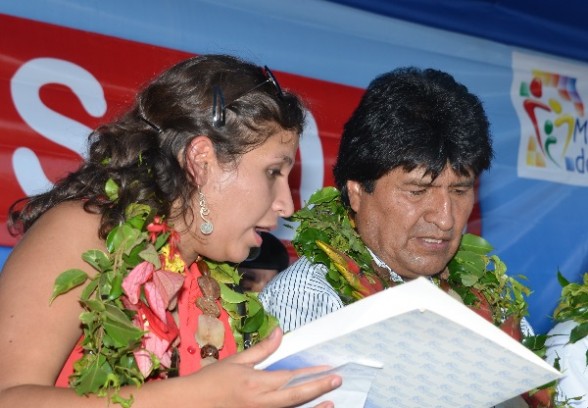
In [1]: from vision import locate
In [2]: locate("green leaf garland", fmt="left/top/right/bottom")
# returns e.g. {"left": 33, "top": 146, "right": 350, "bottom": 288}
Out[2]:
{"left": 51, "top": 195, "right": 277, "bottom": 406}
{"left": 289, "top": 187, "right": 530, "bottom": 326}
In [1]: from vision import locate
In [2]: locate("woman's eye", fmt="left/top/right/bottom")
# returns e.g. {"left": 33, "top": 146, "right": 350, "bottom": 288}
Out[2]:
{"left": 267, "top": 169, "right": 282, "bottom": 178}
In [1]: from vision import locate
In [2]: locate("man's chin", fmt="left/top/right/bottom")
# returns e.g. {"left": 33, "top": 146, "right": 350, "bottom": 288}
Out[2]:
{"left": 402, "top": 263, "right": 449, "bottom": 279}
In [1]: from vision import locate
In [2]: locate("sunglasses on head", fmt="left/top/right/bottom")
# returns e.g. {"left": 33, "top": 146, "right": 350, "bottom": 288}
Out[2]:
{"left": 212, "top": 66, "right": 283, "bottom": 128}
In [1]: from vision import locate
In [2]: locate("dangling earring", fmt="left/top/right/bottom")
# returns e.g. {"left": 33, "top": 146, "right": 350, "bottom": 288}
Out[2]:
{"left": 198, "top": 189, "right": 214, "bottom": 235}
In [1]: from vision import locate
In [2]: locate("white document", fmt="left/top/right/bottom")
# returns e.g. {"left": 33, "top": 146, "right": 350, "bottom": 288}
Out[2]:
{"left": 284, "top": 362, "right": 381, "bottom": 407}
{"left": 257, "top": 278, "right": 561, "bottom": 408}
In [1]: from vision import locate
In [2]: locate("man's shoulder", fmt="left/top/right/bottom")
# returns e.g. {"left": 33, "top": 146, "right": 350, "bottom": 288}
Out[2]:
{"left": 261, "top": 256, "right": 338, "bottom": 297}
{"left": 263, "top": 256, "right": 330, "bottom": 293}
{"left": 259, "top": 256, "right": 346, "bottom": 331}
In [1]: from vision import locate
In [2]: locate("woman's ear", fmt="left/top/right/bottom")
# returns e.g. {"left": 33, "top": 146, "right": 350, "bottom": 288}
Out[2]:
{"left": 185, "top": 136, "right": 214, "bottom": 186}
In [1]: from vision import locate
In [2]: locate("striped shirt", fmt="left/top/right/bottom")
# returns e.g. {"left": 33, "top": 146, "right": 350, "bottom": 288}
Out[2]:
{"left": 259, "top": 256, "right": 342, "bottom": 333}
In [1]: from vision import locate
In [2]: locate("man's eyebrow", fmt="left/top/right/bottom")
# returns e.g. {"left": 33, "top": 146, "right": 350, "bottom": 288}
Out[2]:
{"left": 442, "top": 178, "right": 476, "bottom": 188}
{"left": 404, "top": 177, "right": 475, "bottom": 187}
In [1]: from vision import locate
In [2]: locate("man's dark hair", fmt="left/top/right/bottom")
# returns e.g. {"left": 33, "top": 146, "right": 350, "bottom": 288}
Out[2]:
{"left": 334, "top": 67, "right": 493, "bottom": 207}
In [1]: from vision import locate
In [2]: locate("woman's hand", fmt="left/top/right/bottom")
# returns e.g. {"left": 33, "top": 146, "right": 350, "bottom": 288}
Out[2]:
{"left": 190, "top": 328, "right": 342, "bottom": 408}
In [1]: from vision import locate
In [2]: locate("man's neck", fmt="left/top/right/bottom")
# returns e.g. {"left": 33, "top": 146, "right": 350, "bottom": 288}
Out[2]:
{"left": 366, "top": 247, "right": 405, "bottom": 284}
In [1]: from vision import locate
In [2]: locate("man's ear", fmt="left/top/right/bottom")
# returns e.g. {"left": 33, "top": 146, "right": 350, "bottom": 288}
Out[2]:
{"left": 185, "top": 136, "right": 214, "bottom": 186}
{"left": 347, "top": 180, "right": 363, "bottom": 213}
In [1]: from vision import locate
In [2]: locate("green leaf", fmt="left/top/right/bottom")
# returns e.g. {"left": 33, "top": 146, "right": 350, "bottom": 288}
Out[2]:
{"left": 99, "top": 272, "right": 113, "bottom": 299}
{"left": 477, "top": 271, "right": 500, "bottom": 287}
{"left": 242, "top": 308, "right": 265, "bottom": 333}
{"left": 79, "top": 311, "right": 97, "bottom": 326}
{"left": 557, "top": 270, "right": 571, "bottom": 287}
{"left": 124, "top": 204, "right": 151, "bottom": 232}
{"left": 106, "top": 224, "right": 141, "bottom": 254}
{"left": 245, "top": 293, "right": 263, "bottom": 316}
{"left": 454, "top": 251, "right": 487, "bottom": 271}
{"left": 125, "top": 242, "right": 146, "bottom": 267}
{"left": 82, "top": 249, "right": 112, "bottom": 273}
{"left": 126, "top": 215, "right": 146, "bottom": 232}
{"left": 306, "top": 186, "right": 339, "bottom": 205}
{"left": 522, "top": 334, "right": 547, "bottom": 351}
{"left": 257, "top": 314, "right": 279, "bottom": 339}
{"left": 81, "top": 279, "right": 99, "bottom": 300}
{"left": 210, "top": 262, "right": 240, "bottom": 284}
{"left": 103, "top": 304, "right": 144, "bottom": 347}
{"left": 106, "top": 225, "right": 123, "bottom": 253}
{"left": 107, "top": 273, "right": 124, "bottom": 300}
{"left": 111, "top": 393, "right": 135, "bottom": 408}
{"left": 74, "top": 355, "right": 111, "bottom": 395}
{"left": 125, "top": 203, "right": 151, "bottom": 221}
{"left": 139, "top": 244, "right": 161, "bottom": 270}
{"left": 222, "top": 301, "right": 240, "bottom": 319}
{"left": 327, "top": 267, "right": 341, "bottom": 283}
{"left": 82, "top": 299, "right": 106, "bottom": 313}
{"left": 105, "top": 178, "right": 119, "bottom": 202}
{"left": 460, "top": 272, "right": 481, "bottom": 287}
{"left": 118, "top": 354, "right": 138, "bottom": 371}
{"left": 570, "top": 322, "right": 588, "bottom": 343}
{"left": 219, "top": 283, "right": 248, "bottom": 303}
{"left": 153, "top": 232, "right": 170, "bottom": 251}
{"left": 50, "top": 269, "right": 88, "bottom": 303}
{"left": 459, "top": 233, "right": 493, "bottom": 254}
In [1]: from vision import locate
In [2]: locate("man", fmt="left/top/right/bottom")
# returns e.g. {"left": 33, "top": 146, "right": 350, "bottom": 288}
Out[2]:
{"left": 259, "top": 67, "right": 493, "bottom": 332}
{"left": 260, "top": 67, "right": 551, "bottom": 408}
{"left": 238, "top": 231, "right": 290, "bottom": 292}
{"left": 259, "top": 67, "right": 547, "bottom": 407}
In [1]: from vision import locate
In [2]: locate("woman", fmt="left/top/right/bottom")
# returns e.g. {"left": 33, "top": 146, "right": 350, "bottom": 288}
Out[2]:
{"left": 0, "top": 54, "right": 341, "bottom": 407}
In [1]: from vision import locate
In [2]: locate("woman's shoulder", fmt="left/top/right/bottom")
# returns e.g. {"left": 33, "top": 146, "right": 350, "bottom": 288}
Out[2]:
{"left": 27, "top": 201, "right": 103, "bottom": 242}
{"left": 40, "top": 199, "right": 101, "bottom": 224}
{"left": 0, "top": 201, "right": 107, "bottom": 388}
{"left": 6, "top": 200, "right": 105, "bottom": 275}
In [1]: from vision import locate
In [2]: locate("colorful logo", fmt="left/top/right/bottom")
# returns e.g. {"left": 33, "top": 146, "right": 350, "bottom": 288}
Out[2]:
{"left": 513, "top": 52, "right": 588, "bottom": 186}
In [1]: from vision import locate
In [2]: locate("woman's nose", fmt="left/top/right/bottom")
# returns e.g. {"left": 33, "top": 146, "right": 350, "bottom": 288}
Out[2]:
{"left": 274, "top": 181, "right": 295, "bottom": 218}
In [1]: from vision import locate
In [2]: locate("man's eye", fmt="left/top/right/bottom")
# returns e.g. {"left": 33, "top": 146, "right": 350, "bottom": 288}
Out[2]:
{"left": 452, "top": 187, "right": 471, "bottom": 195}
{"left": 409, "top": 189, "right": 426, "bottom": 196}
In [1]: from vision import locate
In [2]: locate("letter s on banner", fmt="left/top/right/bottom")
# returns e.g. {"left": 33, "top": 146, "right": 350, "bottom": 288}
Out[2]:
{"left": 10, "top": 58, "right": 106, "bottom": 195}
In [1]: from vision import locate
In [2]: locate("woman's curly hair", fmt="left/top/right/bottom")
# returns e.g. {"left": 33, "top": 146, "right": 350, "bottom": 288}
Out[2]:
{"left": 8, "top": 54, "right": 306, "bottom": 238}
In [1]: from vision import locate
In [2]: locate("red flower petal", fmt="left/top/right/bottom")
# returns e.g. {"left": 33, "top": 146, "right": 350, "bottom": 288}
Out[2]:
{"left": 133, "top": 349, "right": 153, "bottom": 378}
{"left": 144, "top": 271, "right": 184, "bottom": 323}
{"left": 145, "top": 281, "right": 167, "bottom": 324}
{"left": 122, "top": 262, "right": 154, "bottom": 304}
{"left": 140, "top": 303, "right": 179, "bottom": 343}
{"left": 143, "top": 331, "right": 173, "bottom": 368}
{"left": 155, "top": 270, "right": 184, "bottom": 303}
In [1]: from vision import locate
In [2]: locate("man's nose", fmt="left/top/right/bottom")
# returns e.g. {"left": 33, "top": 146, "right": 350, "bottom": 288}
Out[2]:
{"left": 423, "top": 190, "right": 454, "bottom": 231}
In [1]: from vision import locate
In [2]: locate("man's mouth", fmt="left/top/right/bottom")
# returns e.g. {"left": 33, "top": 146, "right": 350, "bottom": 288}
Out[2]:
{"left": 422, "top": 238, "right": 443, "bottom": 244}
